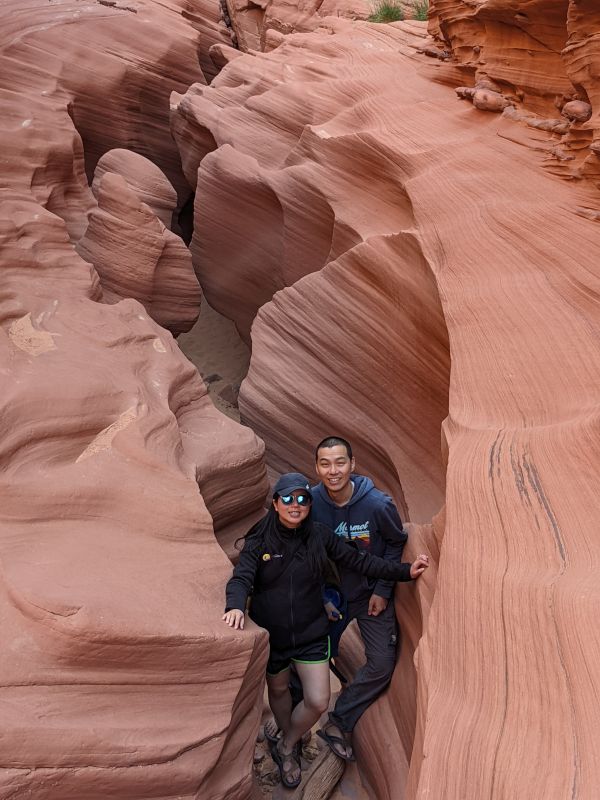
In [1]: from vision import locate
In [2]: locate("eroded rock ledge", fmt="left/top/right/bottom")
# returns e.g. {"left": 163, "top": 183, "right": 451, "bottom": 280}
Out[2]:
{"left": 0, "top": 2, "right": 269, "bottom": 798}
{"left": 429, "top": 0, "right": 600, "bottom": 177}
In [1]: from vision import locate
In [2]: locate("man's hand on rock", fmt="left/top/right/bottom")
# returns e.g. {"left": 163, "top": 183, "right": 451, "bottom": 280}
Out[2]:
{"left": 223, "top": 609, "right": 245, "bottom": 629}
{"left": 410, "top": 554, "right": 429, "bottom": 579}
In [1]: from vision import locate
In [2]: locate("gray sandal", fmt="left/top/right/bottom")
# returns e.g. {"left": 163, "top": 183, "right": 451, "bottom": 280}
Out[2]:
{"left": 271, "top": 739, "right": 302, "bottom": 789}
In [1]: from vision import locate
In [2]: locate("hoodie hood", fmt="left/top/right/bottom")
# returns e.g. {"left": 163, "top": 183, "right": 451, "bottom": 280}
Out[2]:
{"left": 312, "top": 474, "right": 374, "bottom": 507}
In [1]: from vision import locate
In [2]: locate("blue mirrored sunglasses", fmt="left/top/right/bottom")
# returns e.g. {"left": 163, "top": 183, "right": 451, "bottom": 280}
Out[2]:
{"left": 279, "top": 493, "right": 312, "bottom": 507}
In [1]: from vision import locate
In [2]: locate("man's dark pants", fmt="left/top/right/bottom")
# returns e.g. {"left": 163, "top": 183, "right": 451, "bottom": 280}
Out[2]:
{"left": 329, "top": 596, "right": 398, "bottom": 733}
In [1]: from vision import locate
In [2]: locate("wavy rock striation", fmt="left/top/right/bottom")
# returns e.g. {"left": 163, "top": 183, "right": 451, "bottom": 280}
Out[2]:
{"left": 0, "top": 2, "right": 269, "bottom": 798}
{"left": 241, "top": 234, "right": 450, "bottom": 523}
{"left": 0, "top": 0, "right": 231, "bottom": 221}
{"left": 222, "top": 0, "right": 426, "bottom": 54}
{"left": 429, "top": 0, "right": 573, "bottom": 111}
{"left": 178, "top": 15, "right": 600, "bottom": 799}
{"left": 78, "top": 151, "right": 202, "bottom": 335}
{"left": 223, "top": 0, "right": 369, "bottom": 52}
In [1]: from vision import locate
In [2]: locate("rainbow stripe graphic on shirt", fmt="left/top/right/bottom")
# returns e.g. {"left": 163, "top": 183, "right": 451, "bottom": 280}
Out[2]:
{"left": 334, "top": 521, "right": 371, "bottom": 546}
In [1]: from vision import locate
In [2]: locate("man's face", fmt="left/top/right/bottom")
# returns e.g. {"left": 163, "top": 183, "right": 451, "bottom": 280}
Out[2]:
{"left": 316, "top": 444, "right": 355, "bottom": 498}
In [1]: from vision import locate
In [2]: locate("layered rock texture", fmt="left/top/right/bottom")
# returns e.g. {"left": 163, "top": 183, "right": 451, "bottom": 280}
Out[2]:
{"left": 78, "top": 150, "right": 202, "bottom": 335}
{"left": 429, "top": 0, "right": 600, "bottom": 176}
{"left": 174, "top": 9, "right": 600, "bottom": 799}
{"left": 5, "top": 0, "right": 600, "bottom": 796}
{"left": 0, "top": 1, "right": 269, "bottom": 798}
{"left": 222, "top": 0, "right": 427, "bottom": 54}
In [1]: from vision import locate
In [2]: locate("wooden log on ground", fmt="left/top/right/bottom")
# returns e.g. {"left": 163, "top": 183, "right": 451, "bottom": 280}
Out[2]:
{"left": 272, "top": 747, "right": 344, "bottom": 800}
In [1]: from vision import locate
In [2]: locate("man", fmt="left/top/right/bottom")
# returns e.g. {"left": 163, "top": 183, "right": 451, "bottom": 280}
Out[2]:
{"left": 312, "top": 435, "right": 422, "bottom": 761}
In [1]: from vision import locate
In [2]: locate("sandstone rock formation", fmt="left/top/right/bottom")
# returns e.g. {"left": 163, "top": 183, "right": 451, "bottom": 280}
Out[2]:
{"left": 222, "top": 0, "right": 428, "bottom": 55}
{"left": 4, "top": 0, "right": 600, "bottom": 795}
{"left": 78, "top": 151, "right": 202, "bottom": 335}
{"left": 223, "top": 0, "right": 369, "bottom": 52}
{"left": 176, "top": 13, "right": 600, "bottom": 798}
{"left": 0, "top": 0, "right": 230, "bottom": 221}
{"left": 0, "top": 1, "right": 270, "bottom": 797}
{"left": 430, "top": 0, "right": 600, "bottom": 175}
{"left": 92, "top": 149, "right": 180, "bottom": 228}
{"left": 241, "top": 234, "right": 449, "bottom": 523}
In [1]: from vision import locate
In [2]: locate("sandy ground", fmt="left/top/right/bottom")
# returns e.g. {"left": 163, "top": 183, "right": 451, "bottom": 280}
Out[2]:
{"left": 178, "top": 297, "right": 250, "bottom": 420}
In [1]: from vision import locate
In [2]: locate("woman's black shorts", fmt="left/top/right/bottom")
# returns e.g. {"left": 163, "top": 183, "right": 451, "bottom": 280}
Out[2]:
{"left": 266, "top": 636, "right": 330, "bottom": 676}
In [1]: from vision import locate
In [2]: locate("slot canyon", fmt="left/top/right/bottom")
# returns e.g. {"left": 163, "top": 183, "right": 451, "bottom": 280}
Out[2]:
{"left": 1, "top": 0, "right": 599, "bottom": 798}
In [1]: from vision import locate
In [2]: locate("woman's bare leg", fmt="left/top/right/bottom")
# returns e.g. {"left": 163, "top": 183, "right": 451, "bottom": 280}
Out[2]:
{"left": 266, "top": 668, "right": 293, "bottom": 736}
{"left": 282, "top": 660, "right": 330, "bottom": 751}
{"left": 267, "top": 661, "right": 330, "bottom": 785}
{"left": 266, "top": 668, "right": 302, "bottom": 785}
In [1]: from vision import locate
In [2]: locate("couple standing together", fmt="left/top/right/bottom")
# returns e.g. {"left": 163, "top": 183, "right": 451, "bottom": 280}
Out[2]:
{"left": 223, "top": 436, "right": 429, "bottom": 789}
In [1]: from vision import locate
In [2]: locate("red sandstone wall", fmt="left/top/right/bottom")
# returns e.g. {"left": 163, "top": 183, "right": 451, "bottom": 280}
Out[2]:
{"left": 4, "top": 0, "right": 600, "bottom": 796}
{"left": 0, "top": 2, "right": 269, "bottom": 797}
{"left": 429, "top": 0, "right": 600, "bottom": 172}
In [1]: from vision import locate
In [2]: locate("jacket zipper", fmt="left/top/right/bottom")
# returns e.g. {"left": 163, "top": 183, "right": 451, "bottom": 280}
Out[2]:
{"left": 290, "top": 571, "right": 296, "bottom": 648}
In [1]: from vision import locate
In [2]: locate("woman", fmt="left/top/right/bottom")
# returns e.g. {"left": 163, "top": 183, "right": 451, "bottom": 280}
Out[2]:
{"left": 223, "top": 472, "right": 428, "bottom": 789}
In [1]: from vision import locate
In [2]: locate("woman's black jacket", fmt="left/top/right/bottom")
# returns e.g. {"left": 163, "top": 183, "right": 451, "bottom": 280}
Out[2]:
{"left": 225, "top": 520, "right": 412, "bottom": 651}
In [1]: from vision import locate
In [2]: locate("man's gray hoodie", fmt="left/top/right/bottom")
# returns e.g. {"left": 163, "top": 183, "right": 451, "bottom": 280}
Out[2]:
{"left": 311, "top": 475, "right": 408, "bottom": 603}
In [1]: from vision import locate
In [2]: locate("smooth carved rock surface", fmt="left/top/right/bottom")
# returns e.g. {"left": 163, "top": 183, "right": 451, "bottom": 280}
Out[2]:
{"left": 223, "top": 0, "right": 425, "bottom": 54}
{"left": 92, "top": 149, "right": 179, "bottom": 228}
{"left": 0, "top": 0, "right": 230, "bottom": 226}
{"left": 241, "top": 234, "right": 450, "bottom": 524}
{"left": 171, "top": 26, "right": 433, "bottom": 346}
{"left": 79, "top": 156, "right": 202, "bottom": 335}
{"left": 0, "top": 2, "right": 270, "bottom": 798}
{"left": 180, "top": 17, "right": 600, "bottom": 798}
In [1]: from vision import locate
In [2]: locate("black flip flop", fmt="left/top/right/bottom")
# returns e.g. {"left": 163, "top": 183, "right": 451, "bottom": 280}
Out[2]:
{"left": 271, "top": 740, "right": 302, "bottom": 789}
{"left": 316, "top": 728, "right": 356, "bottom": 762}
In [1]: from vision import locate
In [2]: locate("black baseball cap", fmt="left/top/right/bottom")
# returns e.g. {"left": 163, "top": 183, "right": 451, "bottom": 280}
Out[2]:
{"left": 273, "top": 472, "right": 312, "bottom": 497}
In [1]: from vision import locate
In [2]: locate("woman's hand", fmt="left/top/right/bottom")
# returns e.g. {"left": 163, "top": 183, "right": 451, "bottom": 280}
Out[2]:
{"left": 410, "top": 554, "right": 429, "bottom": 579}
{"left": 324, "top": 600, "right": 342, "bottom": 622}
{"left": 223, "top": 609, "right": 245, "bottom": 629}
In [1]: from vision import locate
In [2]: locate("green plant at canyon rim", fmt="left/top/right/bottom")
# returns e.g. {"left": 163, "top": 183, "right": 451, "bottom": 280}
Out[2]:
{"left": 412, "top": 0, "right": 429, "bottom": 19}
{"left": 368, "top": 0, "right": 404, "bottom": 22}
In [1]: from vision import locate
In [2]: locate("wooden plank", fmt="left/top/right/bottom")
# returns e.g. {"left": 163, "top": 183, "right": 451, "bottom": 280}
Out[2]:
{"left": 272, "top": 747, "right": 344, "bottom": 800}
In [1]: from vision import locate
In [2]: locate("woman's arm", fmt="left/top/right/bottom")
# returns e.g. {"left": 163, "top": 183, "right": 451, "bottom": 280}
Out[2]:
{"left": 324, "top": 527, "right": 426, "bottom": 582}
{"left": 224, "top": 537, "right": 261, "bottom": 615}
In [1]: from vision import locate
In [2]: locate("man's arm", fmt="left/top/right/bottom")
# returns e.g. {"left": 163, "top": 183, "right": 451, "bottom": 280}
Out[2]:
{"left": 372, "top": 498, "right": 407, "bottom": 603}
{"left": 324, "top": 526, "right": 412, "bottom": 582}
